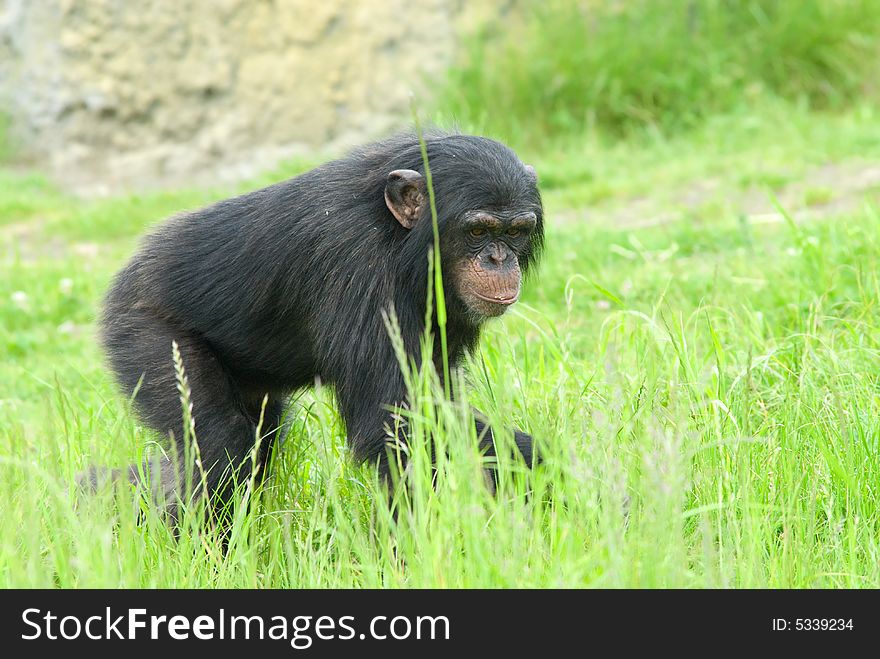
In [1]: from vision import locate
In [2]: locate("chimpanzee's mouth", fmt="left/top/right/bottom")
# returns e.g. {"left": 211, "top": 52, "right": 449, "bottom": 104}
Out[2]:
{"left": 474, "top": 291, "right": 519, "bottom": 306}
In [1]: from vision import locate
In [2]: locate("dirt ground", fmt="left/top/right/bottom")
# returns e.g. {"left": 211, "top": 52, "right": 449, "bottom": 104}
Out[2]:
{"left": 556, "top": 159, "right": 880, "bottom": 230}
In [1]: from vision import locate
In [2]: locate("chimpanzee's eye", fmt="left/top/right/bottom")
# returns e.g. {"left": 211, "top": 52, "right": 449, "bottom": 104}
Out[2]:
{"left": 469, "top": 227, "right": 486, "bottom": 238}
{"left": 507, "top": 228, "right": 520, "bottom": 237}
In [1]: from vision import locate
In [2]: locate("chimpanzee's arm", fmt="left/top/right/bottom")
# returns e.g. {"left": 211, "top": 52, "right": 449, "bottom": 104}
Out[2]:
{"left": 445, "top": 368, "right": 537, "bottom": 468}
{"left": 475, "top": 417, "right": 536, "bottom": 468}
{"left": 333, "top": 360, "right": 411, "bottom": 477}
{"left": 336, "top": 363, "right": 536, "bottom": 479}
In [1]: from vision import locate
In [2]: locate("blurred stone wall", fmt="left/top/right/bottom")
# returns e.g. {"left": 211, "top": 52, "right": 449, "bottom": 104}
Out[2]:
{"left": 0, "top": 0, "right": 493, "bottom": 190}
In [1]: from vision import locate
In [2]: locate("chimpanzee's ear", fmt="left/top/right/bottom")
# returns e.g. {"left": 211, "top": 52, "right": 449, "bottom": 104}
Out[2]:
{"left": 524, "top": 164, "right": 538, "bottom": 181}
{"left": 384, "top": 169, "right": 426, "bottom": 229}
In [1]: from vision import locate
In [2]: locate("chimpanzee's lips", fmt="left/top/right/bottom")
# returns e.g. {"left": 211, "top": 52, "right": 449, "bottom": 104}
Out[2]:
{"left": 474, "top": 291, "right": 519, "bottom": 306}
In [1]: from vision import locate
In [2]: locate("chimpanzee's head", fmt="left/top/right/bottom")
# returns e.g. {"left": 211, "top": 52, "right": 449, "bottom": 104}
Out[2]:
{"left": 384, "top": 135, "right": 544, "bottom": 322}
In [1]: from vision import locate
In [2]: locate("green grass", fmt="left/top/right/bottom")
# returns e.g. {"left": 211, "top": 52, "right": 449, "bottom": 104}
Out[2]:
{"left": 531, "top": 99, "right": 880, "bottom": 215}
{"left": 1, "top": 105, "right": 880, "bottom": 587}
{"left": 439, "top": 0, "right": 880, "bottom": 143}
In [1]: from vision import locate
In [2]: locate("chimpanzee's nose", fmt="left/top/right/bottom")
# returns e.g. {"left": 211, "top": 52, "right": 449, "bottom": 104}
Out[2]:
{"left": 488, "top": 246, "right": 509, "bottom": 266}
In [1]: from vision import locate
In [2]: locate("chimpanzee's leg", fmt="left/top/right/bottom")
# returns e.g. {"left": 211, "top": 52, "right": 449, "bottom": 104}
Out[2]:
{"left": 248, "top": 396, "right": 285, "bottom": 483}
{"left": 100, "top": 304, "right": 272, "bottom": 516}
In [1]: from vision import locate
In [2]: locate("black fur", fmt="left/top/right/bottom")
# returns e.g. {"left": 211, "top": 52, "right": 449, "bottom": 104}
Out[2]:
{"left": 98, "top": 131, "right": 543, "bottom": 510}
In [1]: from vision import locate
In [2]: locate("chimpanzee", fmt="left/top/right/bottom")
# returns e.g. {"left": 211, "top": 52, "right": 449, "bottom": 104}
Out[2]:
{"left": 95, "top": 131, "right": 543, "bottom": 513}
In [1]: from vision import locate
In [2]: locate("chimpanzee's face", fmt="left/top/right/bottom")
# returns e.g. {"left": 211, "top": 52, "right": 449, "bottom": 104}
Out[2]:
{"left": 447, "top": 208, "right": 538, "bottom": 319}
{"left": 383, "top": 156, "right": 543, "bottom": 324}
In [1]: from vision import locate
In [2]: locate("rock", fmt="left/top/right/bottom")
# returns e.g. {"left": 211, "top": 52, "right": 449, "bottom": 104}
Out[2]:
{"left": 0, "top": 0, "right": 493, "bottom": 191}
